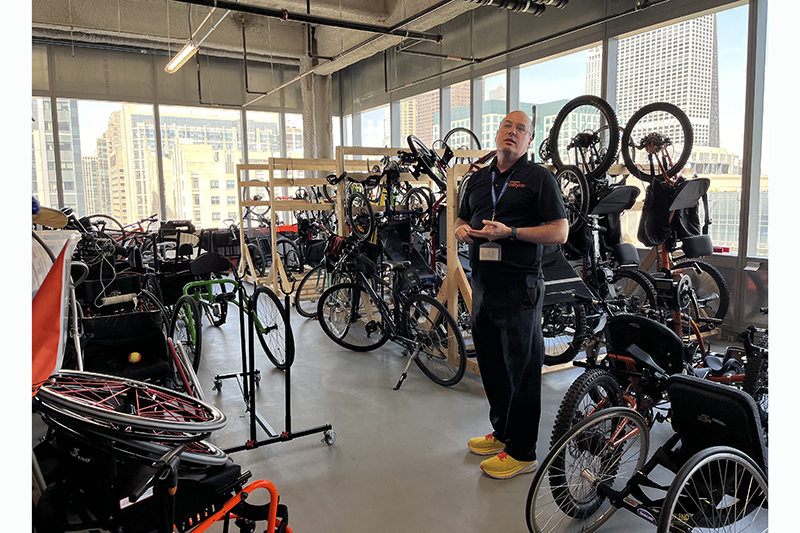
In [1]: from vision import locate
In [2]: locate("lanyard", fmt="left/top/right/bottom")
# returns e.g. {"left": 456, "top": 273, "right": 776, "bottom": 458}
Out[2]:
{"left": 490, "top": 169, "right": 514, "bottom": 221}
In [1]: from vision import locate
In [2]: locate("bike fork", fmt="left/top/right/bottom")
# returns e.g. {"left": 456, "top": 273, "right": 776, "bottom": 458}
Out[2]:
{"left": 393, "top": 346, "right": 420, "bottom": 390}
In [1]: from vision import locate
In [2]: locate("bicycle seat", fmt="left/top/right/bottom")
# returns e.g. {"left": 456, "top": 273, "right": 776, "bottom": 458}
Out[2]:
{"left": 385, "top": 260, "right": 411, "bottom": 272}
{"left": 191, "top": 252, "right": 233, "bottom": 276}
{"left": 590, "top": 185, "right": 640, "bottom": 215}
{"left": 605, "top": 313, "right": 685, "bottom": 375}
{"left": 669, "top": 177, "right": 710, "bottom": 211}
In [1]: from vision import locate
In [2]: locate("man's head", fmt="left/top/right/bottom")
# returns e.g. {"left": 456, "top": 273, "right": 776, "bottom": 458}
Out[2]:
{"left": 494, "top": 110, "right": 533, "bottom": 164}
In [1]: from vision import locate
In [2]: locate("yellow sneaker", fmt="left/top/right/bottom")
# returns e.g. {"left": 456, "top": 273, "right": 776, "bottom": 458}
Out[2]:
{"left": 467, "top": 433, "right": 505, "bottom": 456}
{"left": 480, "top": 451, "right": 538, "bottom": 479}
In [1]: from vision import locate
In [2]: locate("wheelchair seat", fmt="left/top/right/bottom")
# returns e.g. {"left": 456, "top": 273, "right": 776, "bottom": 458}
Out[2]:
{"left": 667, "top": 373, "right": 767, "bottom": 474}
{"left": 605, "top": 313, "right": 686, "bottom": 375}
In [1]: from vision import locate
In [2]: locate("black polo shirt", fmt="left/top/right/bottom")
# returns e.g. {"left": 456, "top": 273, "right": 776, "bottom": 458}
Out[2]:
{"left": 457, "top": 154, "right": 566, "bottom": 288}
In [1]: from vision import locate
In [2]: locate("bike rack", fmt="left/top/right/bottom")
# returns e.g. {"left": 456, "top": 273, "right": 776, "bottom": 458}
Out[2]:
{"left": 220, "top": 291, "right": 335, "bottom": 453}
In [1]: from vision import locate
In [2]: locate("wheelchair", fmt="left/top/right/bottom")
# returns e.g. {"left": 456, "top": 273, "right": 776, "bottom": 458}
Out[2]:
{"left": 526, "top": 370, "right": 768, "bottom": 532}
{"left": 33, "top": 370, "right": 292, "bottom": 533}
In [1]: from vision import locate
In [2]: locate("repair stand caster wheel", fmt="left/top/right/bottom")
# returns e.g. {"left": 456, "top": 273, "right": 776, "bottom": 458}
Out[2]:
{"left": 212, "top": 379, "right": 222, "bottom": 392}
{"left": 322, "top": 429, "right": 336, "bottom": 446}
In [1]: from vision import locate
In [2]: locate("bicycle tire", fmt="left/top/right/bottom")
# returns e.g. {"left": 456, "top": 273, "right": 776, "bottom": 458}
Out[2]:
{"left": 621, "top": 102, "right": 693, "bottom": 183}
{"left": 346, "top": 191, "right": 375, "bottom": 240}
{"left": 276, "top": 237, "right": 303, "bottom": 273}
{"left": 170, "top": 294, "right": 203, "bottom": 372}
{"left": 35, "top": 370, "right": 226, "bottom": 436}
{"left": 84, "top": 214, "right": 127, "bottom": 245}
{"left": 526, "top": 407, "right": 649, "bottom": 533}
{"left": 294, "top": 264, "right": 352, "bottom": 318}
{"left": 246, "top": 243, "right": 266, "bottom": 278}
{"left": 442, "top": 126, "right": 481, "bottom": 150}
{"left": 408, "top": 134, "right": 448, "bottom": 190}
{"left": 548, "top": 95, "right": 620, "bottom": 180}
{"left": 605, "top": 267, "right": 658, "bottom": 315}
{"left": 549, "top": 368, "right": 625, "bottom": 449}
{"left": 554, "top": 165, "right": 590, "bottom": 233}
{"left": 317, "top": 282, "right": 390, "bottom": 352}
{"left": 252, "top": 285, "right": 295, "bottom": 370}
{"left": 542, "top": 301, "right": 587, "bottom": 366}
{"left": 673, "top": 260, "right": 730, "bottom": 331}
{"left": 169, "top": 337, "right": 205, "bottom": 401}
{"left": 656, "top": 446, "right": 768, "bottom": 533}
{"left": 405, "top": 187, "right": 434, "bottom": 233}
{"left": 138, "top": 288, "right": 170, "bottom": 336}
{"left": 742, "top": 346, "right": 768, "bottom": 437}
{"left": 405, "top": 293, "right": 467, "bottom": 387}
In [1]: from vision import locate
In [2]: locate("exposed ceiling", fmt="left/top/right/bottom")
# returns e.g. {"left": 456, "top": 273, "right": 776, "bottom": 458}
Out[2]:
{"left": 31, "top": 0, "right": 494, "bottom": 77}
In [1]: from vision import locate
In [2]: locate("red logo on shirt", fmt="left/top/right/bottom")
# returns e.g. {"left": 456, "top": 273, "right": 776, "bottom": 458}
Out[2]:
{"left": 509, "top": 181, "right": 525, "bottom": 188}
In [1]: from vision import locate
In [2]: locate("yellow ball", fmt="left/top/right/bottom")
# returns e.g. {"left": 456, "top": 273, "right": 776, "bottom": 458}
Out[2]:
{"left": 128, "top": 352, "right": 142, "bottom": 364}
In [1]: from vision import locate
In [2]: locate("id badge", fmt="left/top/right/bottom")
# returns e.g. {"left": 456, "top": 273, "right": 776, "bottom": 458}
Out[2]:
{"left": 479, "top": 242, "right": 502, "bottom": 262}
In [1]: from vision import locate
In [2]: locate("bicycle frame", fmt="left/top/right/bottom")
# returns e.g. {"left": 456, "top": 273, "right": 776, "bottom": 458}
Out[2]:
{"left": 183, "top": 277, "right": 276, "bottom": 339}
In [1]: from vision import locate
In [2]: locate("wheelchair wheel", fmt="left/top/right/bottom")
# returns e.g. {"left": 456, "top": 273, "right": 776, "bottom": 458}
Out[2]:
{"left": 252, "top": 285, "right": 295, "bottom": 370}
{"left": 657, "top": 446, "right": 768, "bottom": 533}
{"left": 526, "top": 407, "right": 649, "bottom": 533}
{"left": 170, "top": 294, "right": 203, "bottom": 372}
{"left": 34, "top": 370, "right": 226, "bottom": 438}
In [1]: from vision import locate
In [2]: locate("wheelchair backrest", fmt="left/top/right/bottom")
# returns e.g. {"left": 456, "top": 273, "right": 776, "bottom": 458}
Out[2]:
{"left": 667, "top": 374, "right": 767, "bottom": 473}
{"left": 605, "top": 314, "right": 685, "bottom": 375}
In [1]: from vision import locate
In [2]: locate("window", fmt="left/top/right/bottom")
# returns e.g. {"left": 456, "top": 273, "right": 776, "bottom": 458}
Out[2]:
{"left": 399, "top": 90, "right": 440, "bottom": 150}
{"left": 360, "top": 105, "right": 390, "bottom": 147}
{"left": 226, "top": 179, "right": 235, "bottom": 189}
{"left": 285, "top": 113, "right": 304, "bottom": 158}
{"left": 615, "top": 7, "right": 748, "bottom": 254}
{"left": 480, "top": 71, "right": 506, "bottom": 150}
{"left": 160, "top": 105, "right": 242, "bottom": 223}
{"left": 246, "top": 111, "right": 280, "bottom": 164}
{"left": 227, "top": 196, "right": 237, "bottom": 205}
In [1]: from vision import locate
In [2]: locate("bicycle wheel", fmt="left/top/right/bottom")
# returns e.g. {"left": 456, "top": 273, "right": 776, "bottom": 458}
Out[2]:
{"left": 84, "top": 214, "right": 127, "bottom": 244}
{"left": 170, "top": 294, "right": 203, "bottom": 372}
{"left": 406, "top": 293, "right": 467, "bottom": 387}
{"left": 604, "top": 267, "right": 657, "bottom": 315}
{"left": 548, "top": 95, "right": 620, "bottom": 180}
{"left": 347, "top": 191, "right": 375, "bottom": 240}
{"left": 251, "top": 285, "right": 295, "bottom": 370}
{"left": 203, "top": 274, "right": 230, "bottom": 327}
{"left": 673, "top": 260, "right": 730, "bottom": 331}
{"left": 549, "top": 369, "right": 625, "bottom": 449}
{"left": 317, "top": 282, "right": 390, "bottom": 352}
{"left": 542, "top": 301, "right": 587, "bottom": 366}
{"left": 246, "top": 243, "right": 266, "bottom": 278}
{"left": 621, "top": 102, "right": 693, "bottom": 183}
{"left": 527, "top": 407, "right": 649, "bottom": 533}
{"left": 276, "top": 237, "right": 303, "bottom": 273}
{"left": 138, "top": 288, "right": 170, "bottom": 336}
{"left": 743, "top": 348, "right": 768, "bottom": 439}
{"left": 555, "top": 165, "right": 589, "bottom": 232}
{"left": 294, "top": 264, "right": 351, "bottom": 318}
{"left": 169, "top": 337, "right": 205, "bottom": 401}
{"left": 657, "top": 446, "right": 768, "bottom": 533}
{"left": 408, "top": 134, "right": 447, "bottom": 190}
{"left": 34, "top": 370, "right": 226, "bottom": 436}
{"left": 405, "top": 187, "right": 434, "bottom": 233}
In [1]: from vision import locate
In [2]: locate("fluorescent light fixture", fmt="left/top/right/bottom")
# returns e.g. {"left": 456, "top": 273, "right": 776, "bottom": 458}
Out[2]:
{"left": 164, "top": 41, "right": 198, "bottom": 74}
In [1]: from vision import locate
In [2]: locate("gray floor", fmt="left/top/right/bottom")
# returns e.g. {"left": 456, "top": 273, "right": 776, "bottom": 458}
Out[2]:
{"left": 192, "top": 298, "right": 678, "bottom": 533}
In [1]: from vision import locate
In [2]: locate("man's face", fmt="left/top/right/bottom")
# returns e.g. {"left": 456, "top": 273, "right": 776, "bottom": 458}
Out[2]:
{"left": 494, "top": 111, "right": 533, "bottom": 161}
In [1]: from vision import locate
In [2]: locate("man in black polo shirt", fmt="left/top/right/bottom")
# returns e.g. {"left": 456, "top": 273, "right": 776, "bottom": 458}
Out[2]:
{"left": 455, "top": 110, "right": 568, "bottom": 479}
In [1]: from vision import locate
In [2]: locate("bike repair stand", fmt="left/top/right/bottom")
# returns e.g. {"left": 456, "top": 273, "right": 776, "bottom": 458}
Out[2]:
{"left": 220, "top": 291, "right": 336, "bottom": 454}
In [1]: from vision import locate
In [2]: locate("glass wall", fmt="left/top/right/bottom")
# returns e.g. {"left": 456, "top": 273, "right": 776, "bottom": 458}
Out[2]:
{"left": 442, "top": 80, "right": 472, "bottom": 147}
{"left": 360, "top": 105, "right": 390, "bottom": 147}
{"left": 159, "top": 105, "right": 243, "bottom": 228}
{"left": 616, "top": 6, "right": 749, "bottom": 254}
{"left": 398, "top": 89, "right": 440, "bottom": 149}
{"left": 479, "top": 71, "right": 506, "bottom": 150}
{"left": 31, "top": 97, "right": 59, "bottom": 212}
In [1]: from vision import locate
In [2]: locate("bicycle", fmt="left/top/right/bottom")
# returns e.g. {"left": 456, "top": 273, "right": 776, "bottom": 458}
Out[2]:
{"left": 181, "top": 251, "right": 294, "bottom": 371}
{"left": 316, "top": 250, "right": 467, "bottom": 389}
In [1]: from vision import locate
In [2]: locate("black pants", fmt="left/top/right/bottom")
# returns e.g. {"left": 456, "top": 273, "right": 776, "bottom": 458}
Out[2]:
{"left": 471, "top": 276, "right": 545, "bottom": 462}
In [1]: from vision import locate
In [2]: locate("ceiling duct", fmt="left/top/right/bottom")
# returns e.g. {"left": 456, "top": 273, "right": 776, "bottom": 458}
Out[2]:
{"left": 462, "top": 0, "right": 569, "bottom": 15}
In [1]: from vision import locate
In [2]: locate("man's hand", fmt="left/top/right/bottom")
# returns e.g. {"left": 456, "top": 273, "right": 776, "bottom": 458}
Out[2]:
{"left": 468, "top": 220, "right": 511, "bottom": 242}
{"left": 454, "top": 222, "right": 474, "bottom": 243}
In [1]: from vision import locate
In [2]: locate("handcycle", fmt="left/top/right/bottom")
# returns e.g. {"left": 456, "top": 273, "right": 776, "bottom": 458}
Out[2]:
{"left": 316, "top": 247, "right": 467, "bottom": 389}
{"left": 526, "top": 368, "right": 767, "bottom": 532}
{"left": 180, "top": 251, "right": 294, "bottom": 371}
{"left": 33, "top": 370, "right": 293, "bottom": 533}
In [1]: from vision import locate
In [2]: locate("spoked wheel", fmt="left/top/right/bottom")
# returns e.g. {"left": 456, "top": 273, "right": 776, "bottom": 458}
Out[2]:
{"left": 621, "top": 102, "right": 693, "bottom": 183}
{"left": 672, "top": 260, "right": 730, "bottom": 332}
{"left": 406, "top": 293, "right": 467, "bottom": 387}
{"left": 170, "top": 294, "right": 203, "bottom": 372}
{"left": 443, "top": 127, "right": 482, "bottom": 166}
{"left": 252, "top": 285, "right": 295, "bottom": 370}
{"left": 548, "top": 95, "right": 620, "bottom": 180}
{"left": 542, "top": 302, "right": 587, "bottom": 366}
{"left": 246, "top": 243, "right": 267, "bottom": 278}
{"left": 138, "top": 289, "right": 170, "bottom": 336}
{"left": 346, "top": 191, "right": 375, "bottom": 240}
{"left": 317, "top": 282, "right": 390, "bottom": 352}
{"left": 550, "top": 369, "right": 625, "bottom": 448}
{"left": 526, "top": 408, "right": 650, "bottom": 533}
{"left": 408, "top": 134, "right": 448, "bottom": 190}
{"left": 34, "top": 370, "right": 226, "bottom": 439}
{"left": 405, "top": 187, "right": 434, "bottom": 233}
{"left": 204, "top": 274, "right": 231, "bottom": 327}
{"left": 555, "top": 165, "right": 590, "bottom": 232}
{"left": 656, "top": 446, "right": 768, "bottom": 533}
{"left": 83, "top": 214, "right": 127, "bottom": 245}
{"left": 294, "top": 264, "right": 353, "bottom": 319}
{"left": 276, "top": 237, "right": 303, "bottom": 273}
{"left": 604, "top": 267, "right": 658, "bottom": 316}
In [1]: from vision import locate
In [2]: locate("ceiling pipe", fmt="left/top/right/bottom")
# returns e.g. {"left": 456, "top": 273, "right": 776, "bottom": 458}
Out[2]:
{"left": 169, "top": 0, "right": 443, "bottom": 43}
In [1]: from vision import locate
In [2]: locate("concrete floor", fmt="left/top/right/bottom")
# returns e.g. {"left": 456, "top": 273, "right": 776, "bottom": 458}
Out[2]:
{"left": 193, "top": 296, "right": 677, "bottom": 533}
